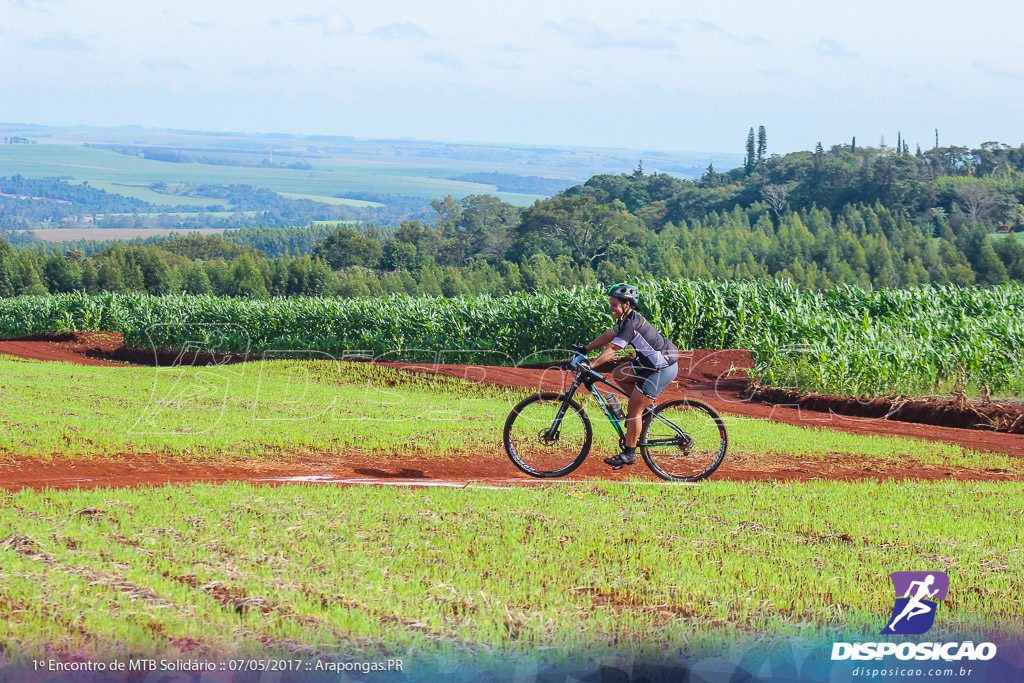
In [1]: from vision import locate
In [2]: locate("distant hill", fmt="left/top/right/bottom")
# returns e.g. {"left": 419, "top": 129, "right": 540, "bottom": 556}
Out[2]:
{"left": 0, "top": 122, "right": 741, "bottom": 230}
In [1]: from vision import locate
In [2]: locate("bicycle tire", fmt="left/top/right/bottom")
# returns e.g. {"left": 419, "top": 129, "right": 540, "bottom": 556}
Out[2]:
{"left": 639, "top": 399, "right": 727, "bottom": 481}
{"left": 504, "top": 392, "right": 592, "bottom": 478}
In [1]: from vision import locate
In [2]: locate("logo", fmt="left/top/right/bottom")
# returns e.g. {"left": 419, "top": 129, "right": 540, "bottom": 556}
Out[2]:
{"left": 882, "top": 571, "right": 949, "bottom": 635}
{"left": 831, "top": 571, "right": 996, "bottom": 663}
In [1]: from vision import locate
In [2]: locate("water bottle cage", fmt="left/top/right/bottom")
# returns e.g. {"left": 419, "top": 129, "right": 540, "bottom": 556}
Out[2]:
{"left": 605, "top": 393, "right": 625, "bottom": 420}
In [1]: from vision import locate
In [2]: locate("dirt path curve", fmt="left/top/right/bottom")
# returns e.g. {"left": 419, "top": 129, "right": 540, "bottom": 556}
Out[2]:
{"left": 0, "top": 336, "right": 126, "bottom": 366}
{"left": 3, "top": 450, "right": 1018, "bottom": 493}
{"left": 1, "top": 335, "right": 1021, "bottom": 491}
{"left": 379, "top": 352, "right": 1024, "bottom": 458}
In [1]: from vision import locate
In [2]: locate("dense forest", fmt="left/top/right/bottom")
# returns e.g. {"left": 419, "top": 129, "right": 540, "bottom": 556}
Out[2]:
{"left": 2, "top": 138, "right": 1023, "bottom": 299}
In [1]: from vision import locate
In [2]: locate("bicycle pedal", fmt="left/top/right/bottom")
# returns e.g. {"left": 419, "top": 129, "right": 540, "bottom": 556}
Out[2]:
{"left": 610, "top": 464, "right": 624, "bottom": 470}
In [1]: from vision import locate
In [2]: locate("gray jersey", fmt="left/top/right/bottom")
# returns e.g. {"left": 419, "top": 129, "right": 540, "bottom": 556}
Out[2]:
{"left": 611, "top": 311, "right": 679, "bottom": 370}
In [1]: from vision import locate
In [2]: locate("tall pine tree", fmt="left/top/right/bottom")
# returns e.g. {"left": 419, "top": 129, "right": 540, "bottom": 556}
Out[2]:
{"left": 744, "top": 128, "right": 756, "bottom": 174}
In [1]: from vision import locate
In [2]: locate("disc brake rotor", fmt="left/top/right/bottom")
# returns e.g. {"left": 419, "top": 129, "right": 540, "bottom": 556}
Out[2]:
{"left": 538, "top": 429, "right": 559, "bottom": 446}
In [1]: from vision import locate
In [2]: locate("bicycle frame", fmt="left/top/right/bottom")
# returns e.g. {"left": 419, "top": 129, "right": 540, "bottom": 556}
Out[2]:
{"left": 546, "top": 356, "right": 686, "bottom": 447}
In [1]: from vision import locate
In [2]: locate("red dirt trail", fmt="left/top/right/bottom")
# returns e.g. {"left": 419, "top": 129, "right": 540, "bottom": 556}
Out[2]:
{"left": 1, "top": 333, "right": 1021, "bottom": 490}
{"left": 2, "top": 449, "right": 1018, "bottom": 494}
{"left": 378, "top": 353, "right": 1024, "bottom": 458}
{"left": 0, "top": 332, "right": 126, "bottom": 366}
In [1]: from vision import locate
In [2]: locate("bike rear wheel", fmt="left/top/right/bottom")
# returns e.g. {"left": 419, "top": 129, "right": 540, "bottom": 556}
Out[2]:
{"left": 504, "top": 392, "right": 592, "bottom": 478}
{"left": 639, "top": 399, "right": 727, "bottom": 481}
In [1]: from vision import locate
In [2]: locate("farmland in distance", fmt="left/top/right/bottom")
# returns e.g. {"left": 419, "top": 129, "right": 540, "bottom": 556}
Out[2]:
{"left": 0, "top": 123, "right": 741, "bottom": 219}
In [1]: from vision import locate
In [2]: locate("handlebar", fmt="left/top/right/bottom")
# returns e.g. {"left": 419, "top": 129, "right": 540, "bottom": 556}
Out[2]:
{"left": 568, "top": 353, "right": 605, "bottom": 381}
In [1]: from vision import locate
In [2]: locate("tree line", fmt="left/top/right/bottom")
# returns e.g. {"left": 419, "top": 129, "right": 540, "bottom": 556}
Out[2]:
{"left": 2, "top": 139, "right": 1023, "bottom": 298}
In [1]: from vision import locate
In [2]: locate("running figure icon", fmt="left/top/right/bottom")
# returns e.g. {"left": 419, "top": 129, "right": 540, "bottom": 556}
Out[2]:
{"left": 882, "top": 571, "right": 949, "bottom": 635}
{"left": 886, "top": 575, "right": 938, "bottom": 632}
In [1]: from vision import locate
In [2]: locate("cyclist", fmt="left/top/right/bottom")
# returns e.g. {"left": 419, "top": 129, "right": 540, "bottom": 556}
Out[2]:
{"left": 574, "top": 283, "right": 680, "bottom": 468}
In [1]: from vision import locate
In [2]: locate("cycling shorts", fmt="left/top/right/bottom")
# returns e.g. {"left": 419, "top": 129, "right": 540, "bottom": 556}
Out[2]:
{"left": 633, "top": 362, "right": 678, "bottom": 399}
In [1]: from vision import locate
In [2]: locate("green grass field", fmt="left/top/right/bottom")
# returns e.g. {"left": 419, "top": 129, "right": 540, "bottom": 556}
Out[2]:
{"left": 0, "top": 357, "right": 1017, "bottom": 473}
{"left": 278, "top": 192, "right": 385, "bottom": 208}
{"left": 0, "top": 144, "right": 545, "bottom": 206}
{"left": 1, "top": 356, "right": 1021, "bottom": 663}
{"left": 25, "top": 228, "right": 230, "bottom": 243}
{"left": 2, "top": 481, "right": 1021, "bottom": 661}
{"left": 102, "top": 211, "right": 263, "bottom": 219}
{"left": 65, "top": 180, "right": 225, "bottom": 208}
{"left": 990, "top": 232, "right": 1024, "bottom": 244}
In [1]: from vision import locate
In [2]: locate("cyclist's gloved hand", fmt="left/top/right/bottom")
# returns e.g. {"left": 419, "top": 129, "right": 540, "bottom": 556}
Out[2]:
{"left": 572, "top": 344, "right": 588, "bottom": 356}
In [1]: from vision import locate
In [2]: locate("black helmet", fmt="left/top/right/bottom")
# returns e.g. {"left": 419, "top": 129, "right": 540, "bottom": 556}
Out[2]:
{"left": 606, "top": 283, "right": 639, "bottom": 305}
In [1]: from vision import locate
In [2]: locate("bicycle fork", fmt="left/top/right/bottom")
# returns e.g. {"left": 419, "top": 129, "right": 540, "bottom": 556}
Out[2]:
{"left": 545, "top": 375, "right": 585, "bottom": 441}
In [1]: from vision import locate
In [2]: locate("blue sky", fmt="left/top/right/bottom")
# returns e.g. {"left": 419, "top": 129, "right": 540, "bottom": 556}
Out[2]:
{"left": 2, "top": 0, "right": 1022, "bottom": 154}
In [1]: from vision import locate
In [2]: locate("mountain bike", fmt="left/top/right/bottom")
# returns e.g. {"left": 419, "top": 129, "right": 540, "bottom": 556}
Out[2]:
{"left": 503, "top": 353, "right": 727, "bottom": 481}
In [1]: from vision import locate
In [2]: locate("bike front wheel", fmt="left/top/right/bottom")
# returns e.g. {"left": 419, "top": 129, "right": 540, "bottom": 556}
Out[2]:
{"left": 639, "top": 399, "right": 727, "bottom": 481}
{"left": 504, "top": 392, "right": 592, "bottom": 478}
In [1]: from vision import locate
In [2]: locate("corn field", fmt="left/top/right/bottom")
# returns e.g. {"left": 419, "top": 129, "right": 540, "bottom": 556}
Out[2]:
{"left": 1, "top": 281, "right": 1022, "bottom": 397}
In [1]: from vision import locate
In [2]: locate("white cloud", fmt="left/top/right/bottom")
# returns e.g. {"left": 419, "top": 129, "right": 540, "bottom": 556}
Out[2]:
{"left": 496, "top": 43, "right": 531, "bottom": 53}
{"left": 232, "top": 64, "right": 297, "bottom": 79}
{"left": 143, "top": 59, "right": 192, "bottom": 71}
{"left": 422, "top": 52, "right": 463, "bottom": 70}
{"left": 3, "top": 2, "right": 1022, "bottom": 153}
{"left": 544, "top": 18, "right": 675, "bottom": 50}
{"left": 486, "top": 61, "right": 523, "bottom": 71}
{"left": 815, "top": 39, "right": 857, "bottom": 58}
{"left": 758, "top": 68, "right": 800, "bottom": 80}
{"left": 691, "top": 19, "right": 769, "bottom": 47}
{"left": 368, "top": 22, "right": 429, "bottom": 40}
{"left": 322, "top": 9, "right": 351, "bottom": 35}
{"left": 293, "top": 8, "right": 352, "bottom": 36}
{"left": 25, "top": 32, "right": 92, "bottom": 51}
{"left": 974, "top": 60, "right": 1024, "bottom": 80}
{"left": 9, "top": 0, "right": 64, "bottom": 12}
